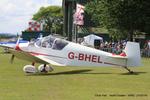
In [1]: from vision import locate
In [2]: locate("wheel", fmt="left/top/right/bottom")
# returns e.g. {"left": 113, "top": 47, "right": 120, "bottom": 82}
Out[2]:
{"left": 23, "top": 65, "right": 37, "bottom": 73}
{"left": 38, "top": 64, "right": 53, "bottom": 73}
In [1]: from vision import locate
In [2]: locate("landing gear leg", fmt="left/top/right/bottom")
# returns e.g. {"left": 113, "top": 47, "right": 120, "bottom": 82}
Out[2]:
{"left": 123, "top": 66, "right": 134, "bottom": 74}
{"left": 38, "top": 64, "right": 53, "bottom": 73}
{"left": 41, "top": 64, "right": 48, "bottom": 73}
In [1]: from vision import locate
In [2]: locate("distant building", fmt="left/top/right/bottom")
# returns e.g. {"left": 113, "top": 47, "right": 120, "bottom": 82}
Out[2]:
{"left": 22, "top": 20, "right": 49, "bottom": 41}
{"left": 27, "top": 20, "right": 42, "bottom": 32}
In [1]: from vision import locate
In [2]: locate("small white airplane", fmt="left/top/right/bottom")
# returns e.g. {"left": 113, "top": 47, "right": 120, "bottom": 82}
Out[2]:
{"left": 1, "top": 35, "right": 141, "bottom": 74}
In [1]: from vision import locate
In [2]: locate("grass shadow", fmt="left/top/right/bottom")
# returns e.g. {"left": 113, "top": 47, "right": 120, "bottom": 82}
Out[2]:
{"left": 119, "top": 71, "right": 147, "bottom": 75}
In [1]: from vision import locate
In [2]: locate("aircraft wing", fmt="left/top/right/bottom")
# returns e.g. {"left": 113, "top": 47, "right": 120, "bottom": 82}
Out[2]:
{"left": 0, "top": 40, "right": 29, "bottom": 49}
{"left": 9, "top": 49, "right": 65, "bottom": 67}
{"left": 0, "top": 43, "right": 15, "bottom": 48}
{"left": 35, "top": 55, "right": 65, "bottom": 67}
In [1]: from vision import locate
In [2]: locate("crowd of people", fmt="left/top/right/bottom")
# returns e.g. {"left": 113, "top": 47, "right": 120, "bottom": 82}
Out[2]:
{"left": 142, "top": 40, "right": 150, "bottom": 57}
{"left": 100, "top": 40, "right": 150, "bottom": 57}
{"left": 80, "top": 37, "right": 150, "bottom": 57}
{"left": 98, "top": 40, "right": 127, "bottom": 54}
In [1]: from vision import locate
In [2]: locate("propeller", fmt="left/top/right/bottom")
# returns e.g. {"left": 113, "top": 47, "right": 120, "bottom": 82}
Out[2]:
{"left": 10, "top": 36, "right": 20, "bottom": 64}
{"left": 15, "top": 36, "right": 21, "bottom": 50}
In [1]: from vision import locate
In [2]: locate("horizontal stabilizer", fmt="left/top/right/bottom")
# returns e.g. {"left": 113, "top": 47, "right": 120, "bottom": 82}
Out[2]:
{"left": 109, "top": 55, "right": 128, "bottom": 59}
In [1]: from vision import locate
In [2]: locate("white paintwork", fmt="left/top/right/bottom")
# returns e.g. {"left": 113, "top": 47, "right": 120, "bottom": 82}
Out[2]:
{"left": 124, "top": 42, "right": 141, "bottom": 67}
{"left": 23, "top": 65, "right": 37, "bottom": 73}
{"left": 38, "top": 64, "right": 53, "bottom": 72}
{"left": 0, "top": 40, "right": 29, "bottom": 49}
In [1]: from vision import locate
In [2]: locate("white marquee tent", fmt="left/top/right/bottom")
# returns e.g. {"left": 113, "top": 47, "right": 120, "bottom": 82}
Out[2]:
{"left": 81, "top": 34, "right": 103, "bottom": 47}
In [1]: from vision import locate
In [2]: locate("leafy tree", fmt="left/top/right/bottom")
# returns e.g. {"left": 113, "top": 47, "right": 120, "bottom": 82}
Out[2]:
{"left": 32, "top": 6, "right": 63, "bottom": 34}
{"left": 85, "top": 0, "right": 150, "bottom": 41}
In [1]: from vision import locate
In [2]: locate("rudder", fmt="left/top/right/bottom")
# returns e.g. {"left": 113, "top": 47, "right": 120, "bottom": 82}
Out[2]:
{"left": 124, "top": 42, "right": 141, "bottom": 67}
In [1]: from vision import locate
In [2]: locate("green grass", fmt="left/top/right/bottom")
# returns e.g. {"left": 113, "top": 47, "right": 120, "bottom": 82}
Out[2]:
{"left": 0, "top": 48, "right": 150, "bottom": 100}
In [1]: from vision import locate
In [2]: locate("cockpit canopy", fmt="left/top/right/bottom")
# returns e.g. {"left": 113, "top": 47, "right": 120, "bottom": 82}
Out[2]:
{"left": 35, "top": 35, "right": 68, "bottom": 50}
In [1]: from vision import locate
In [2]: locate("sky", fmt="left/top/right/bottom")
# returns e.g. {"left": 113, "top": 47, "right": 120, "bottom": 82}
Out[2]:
{"left": 0, "top": 0, "right": 62, "bottom": 34}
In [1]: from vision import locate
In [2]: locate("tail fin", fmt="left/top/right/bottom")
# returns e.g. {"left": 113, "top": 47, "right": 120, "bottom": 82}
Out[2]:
{"left": 124, "top": 42, "right": 141, "bottom": 67}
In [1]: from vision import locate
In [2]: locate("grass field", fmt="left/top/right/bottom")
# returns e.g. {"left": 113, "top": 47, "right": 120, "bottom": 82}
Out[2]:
{"left": 0, "top": 48, "right": 150, "bottom": 100}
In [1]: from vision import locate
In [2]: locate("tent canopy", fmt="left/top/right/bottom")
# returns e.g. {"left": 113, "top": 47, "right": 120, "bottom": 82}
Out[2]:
{"left": 82, "top": 34, "right": 103, "bottom": 46}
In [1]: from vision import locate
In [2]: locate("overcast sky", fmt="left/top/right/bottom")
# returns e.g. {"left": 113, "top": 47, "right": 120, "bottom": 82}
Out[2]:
{"left": 0, "top": 0, "right": 62, "bottom": 34}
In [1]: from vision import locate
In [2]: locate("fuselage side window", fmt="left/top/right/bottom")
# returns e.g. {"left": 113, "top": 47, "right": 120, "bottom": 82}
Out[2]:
{"left": 52, "top": 39, "right": 68, "bottom": 50}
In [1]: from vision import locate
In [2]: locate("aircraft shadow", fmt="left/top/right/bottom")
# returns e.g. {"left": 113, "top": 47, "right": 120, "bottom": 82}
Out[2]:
{"left": 29, "top": 69, "right": 92, "bottom": 76}
{"left": 28, "top": 69, "right": 118, "bottom": 76}
{"left": 119, "top": 71, "right": 147, "bottom": 75}
{"left": 51, "top": 69, "right": 93, "bottom": 75}
{"left": 27, "top": 70, "right": 147, "bottom": 76}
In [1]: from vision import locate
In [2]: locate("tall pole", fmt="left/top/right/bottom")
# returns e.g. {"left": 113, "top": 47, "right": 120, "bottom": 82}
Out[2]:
{"left": 62, "top": 0, "right": 68, "bottom": 37}
{"left": 63, "top": 0, "right": 76, "bottom": 41}
{"left": 67, "top": 2, "right": 74, "bottom": 41}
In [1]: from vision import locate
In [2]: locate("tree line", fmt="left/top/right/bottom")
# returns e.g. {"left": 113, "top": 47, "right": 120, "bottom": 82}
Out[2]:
{"left": 32, "top": 0, "right": 150, "bottom": 41}
{"left": 32, "top": 6, "right": 63, "bottom": 35}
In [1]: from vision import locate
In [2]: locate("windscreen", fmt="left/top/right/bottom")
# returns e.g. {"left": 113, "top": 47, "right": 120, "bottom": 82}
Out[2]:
{"left": 35, "top": 35, "right": 68, "bottom": 50}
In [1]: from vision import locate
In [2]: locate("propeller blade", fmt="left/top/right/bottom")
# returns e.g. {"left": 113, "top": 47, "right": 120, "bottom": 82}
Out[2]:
{"left": 10, "top": 55, "right": 15, "bottom": 64}
{"left": 15, "top": 36, "right": 20, "bottom": 50}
